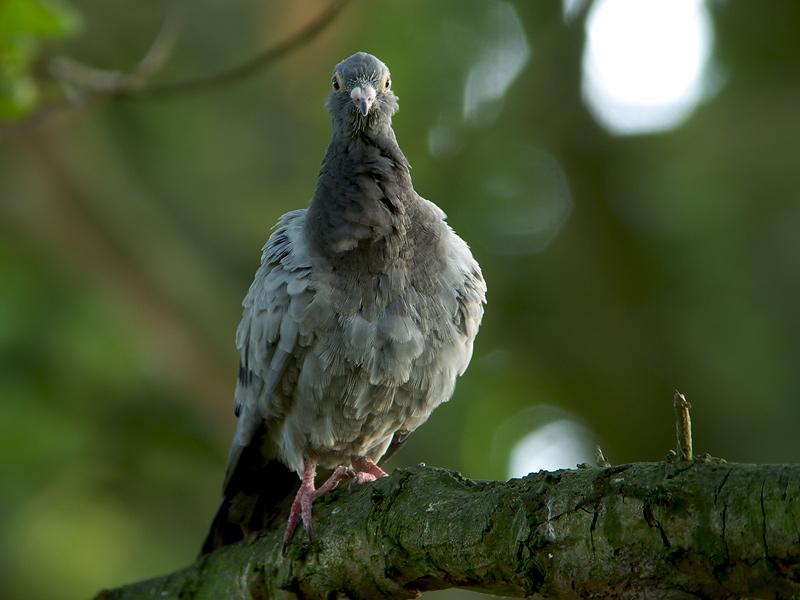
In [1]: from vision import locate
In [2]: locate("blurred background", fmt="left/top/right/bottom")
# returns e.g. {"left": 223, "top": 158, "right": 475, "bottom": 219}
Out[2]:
{"left": 1, "top": 0, "right": 799, "bottom": 598}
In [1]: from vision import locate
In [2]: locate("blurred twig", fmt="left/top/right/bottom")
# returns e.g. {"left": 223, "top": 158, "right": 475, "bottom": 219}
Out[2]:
{"left": 595, "top": 445, "right": 611, "bottom": 467}
{"left": 134, "top": 0, "right": 348, "bottom": 99}
{"left": 50, "top": 7, "right": 182, "bottom": 98}
{"left": 673, "top": 390, "right": 693, "bottom": 462}
{"left": 7, "top": 0, "right": 347, "bottom": 133}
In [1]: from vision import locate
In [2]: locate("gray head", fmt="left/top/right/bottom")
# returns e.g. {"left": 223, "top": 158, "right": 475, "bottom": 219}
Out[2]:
{"left": 326, "top": 52, "right": 399, "bottom": 137}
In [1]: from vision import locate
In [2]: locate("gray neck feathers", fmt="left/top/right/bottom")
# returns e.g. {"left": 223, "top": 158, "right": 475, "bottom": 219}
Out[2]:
{"left": 306, "top": 129, "right": 418, "bottom": 269}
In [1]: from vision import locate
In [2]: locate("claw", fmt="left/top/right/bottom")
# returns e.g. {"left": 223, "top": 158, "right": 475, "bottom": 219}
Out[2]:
{"left": 305, "top": 521, "right": 316, "bottom": 544}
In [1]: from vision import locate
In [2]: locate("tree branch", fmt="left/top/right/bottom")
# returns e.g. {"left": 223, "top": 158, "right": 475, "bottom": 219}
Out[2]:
{"left": 7, "top": 0, "right": 347, "bottom": 133}
{"left": 49, "top": 6, "right": 183, "bottom": 98}
{"left": 55, "top": 0, "right": 347, "bottom": 100}
{"left": 96, "top": 461, "right": 800, "bottom": 599}
{"left": 131, "top": 0, "right": 348, "bottom": 99}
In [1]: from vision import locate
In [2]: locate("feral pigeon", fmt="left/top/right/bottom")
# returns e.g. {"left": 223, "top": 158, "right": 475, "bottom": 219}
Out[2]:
{"left": 202, "top": 52, "right": 486, "bottom": 553}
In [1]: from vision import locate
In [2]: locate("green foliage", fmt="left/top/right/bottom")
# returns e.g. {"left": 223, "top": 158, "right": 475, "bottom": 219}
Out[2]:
{"left": 0, "top": 0, "right": 79, "bottom": 118}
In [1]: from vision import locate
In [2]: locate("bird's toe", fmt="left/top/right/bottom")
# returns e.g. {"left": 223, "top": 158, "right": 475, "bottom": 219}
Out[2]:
{"left": 349, "top": 471, "right": 378, "bottom": 489}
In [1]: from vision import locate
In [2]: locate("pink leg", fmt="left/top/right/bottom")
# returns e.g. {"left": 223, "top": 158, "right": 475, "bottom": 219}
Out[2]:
{"left": 351, "top": 457, "right": 389, "bottom": 486}
{"left": 316, "top": 465, "right": 356, "bottom": 495}
{"left": 284, "top": 462, "right": 315, "bottom": 547}
{"left": 283, "top": 461, "right": 354, "bottom": 549}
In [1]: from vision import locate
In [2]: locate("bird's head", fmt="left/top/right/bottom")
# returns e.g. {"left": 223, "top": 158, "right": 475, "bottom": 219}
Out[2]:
{"left": 326, "top": 52, "right": 398, "bottom": 137}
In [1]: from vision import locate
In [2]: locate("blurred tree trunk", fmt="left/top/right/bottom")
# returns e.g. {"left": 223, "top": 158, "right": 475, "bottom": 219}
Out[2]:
{"left": 96, "top": 461, "right": 800, "bottom": 599}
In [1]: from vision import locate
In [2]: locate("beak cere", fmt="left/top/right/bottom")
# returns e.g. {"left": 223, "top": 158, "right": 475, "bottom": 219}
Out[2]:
{"left": 351, "top": 85, "right": 376, "bottom": 116}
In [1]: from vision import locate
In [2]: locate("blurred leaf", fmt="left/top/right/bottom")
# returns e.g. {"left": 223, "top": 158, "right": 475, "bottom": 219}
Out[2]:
{"left": 0, "top": 0, "right": 80, "bottom": 38}
{"left": 0, "top": 0, "right": 80, "bottom": 119}
{"left": 0, "top": 73, "right": 34, "bottom": 118}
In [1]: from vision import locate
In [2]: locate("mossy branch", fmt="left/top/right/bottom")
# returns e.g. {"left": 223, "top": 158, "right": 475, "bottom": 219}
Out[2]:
{"left": 97, "top": 460, "right": 800, "bottom": 599}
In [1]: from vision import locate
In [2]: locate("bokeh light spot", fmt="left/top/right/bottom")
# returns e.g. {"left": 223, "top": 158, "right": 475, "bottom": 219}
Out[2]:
{"left": 562, "top": 0, "right": 589, "bottom": 23}
{"left": 508, "top": 419, "right": 594, "bottom": 477}
{"left": 582, "top": 0, "right": 713, "bottom": 134}
{"left": 462, "top": 1, "right": 530, "bottom": 124}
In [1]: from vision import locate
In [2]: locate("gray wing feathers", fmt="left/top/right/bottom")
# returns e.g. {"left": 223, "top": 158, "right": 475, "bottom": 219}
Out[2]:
{"left": 446, "top": 230, "right": 486, "bottom": 375}
{"left": 228, "top": 210, "right": 312, "bottom": 473}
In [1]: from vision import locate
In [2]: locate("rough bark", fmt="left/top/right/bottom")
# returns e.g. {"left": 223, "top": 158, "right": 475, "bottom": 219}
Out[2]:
{"left": 96, "top": 460, "right": 800, "bottom": 599}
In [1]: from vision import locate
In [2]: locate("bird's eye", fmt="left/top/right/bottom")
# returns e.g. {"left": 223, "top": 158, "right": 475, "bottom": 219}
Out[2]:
{"left": 332, "top": 77, "right": 340, "bottom": 91}
{"left": 384, "top": 77, "right": 391, "bottom": 90}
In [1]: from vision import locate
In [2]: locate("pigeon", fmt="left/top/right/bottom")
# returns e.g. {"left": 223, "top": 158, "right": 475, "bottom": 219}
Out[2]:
{"left": 201, "top": 52, "right": 486, "bottom": 554}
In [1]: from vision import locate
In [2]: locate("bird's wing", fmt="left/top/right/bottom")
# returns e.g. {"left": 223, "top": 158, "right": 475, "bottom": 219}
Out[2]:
{"left": 449, "top": 233, "right": 486, "bottom": 375}
{"left": 224, "top": 209, "right": 314, "bottom": 489}
{"left": 202, "top": 209, "right": 315, "bottom": 554}
{"left": 424, "top": 198, "right": 487, "bottom": 378}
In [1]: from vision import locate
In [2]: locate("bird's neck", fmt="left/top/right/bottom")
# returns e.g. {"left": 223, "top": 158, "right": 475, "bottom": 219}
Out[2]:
{"left": 306, "top": 129, "right": 418, "bottom": 266}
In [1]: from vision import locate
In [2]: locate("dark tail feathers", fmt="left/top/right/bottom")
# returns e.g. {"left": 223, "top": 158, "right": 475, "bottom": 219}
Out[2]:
{"left": 200, "top": 448, "right": 297, "bottom": 555}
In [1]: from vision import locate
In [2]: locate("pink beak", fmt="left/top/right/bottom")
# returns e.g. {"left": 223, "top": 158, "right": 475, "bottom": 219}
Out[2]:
{"left": 351, "top": 85, "right": 376, "bottom": 116}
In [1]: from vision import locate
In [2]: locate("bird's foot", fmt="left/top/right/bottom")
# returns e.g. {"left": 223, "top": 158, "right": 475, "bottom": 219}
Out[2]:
{"left": 349, "top": 457, "right": 388, "bottom": 488}
{"left": 283, "top": 463, "right": 353, "bottom": 550}
{"left": 350, "top": 471, "right": 377, "bottom": 487}
{"left": 354, "top": 457, "right": 388, "bottom": 478}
